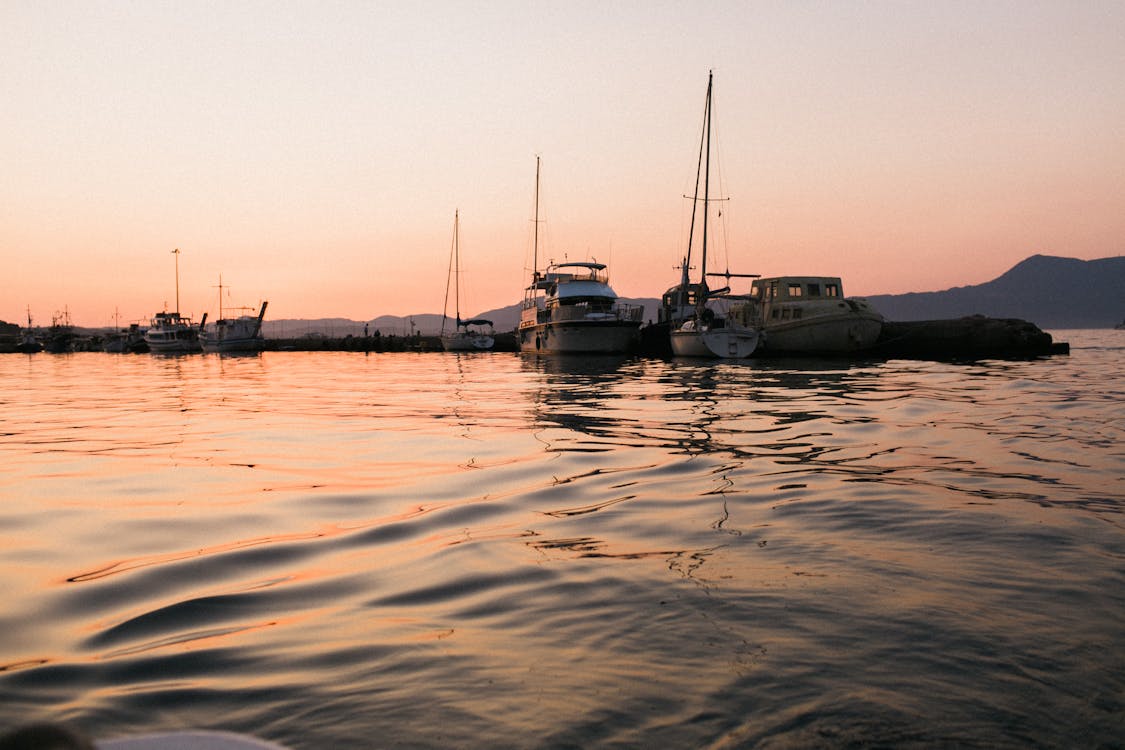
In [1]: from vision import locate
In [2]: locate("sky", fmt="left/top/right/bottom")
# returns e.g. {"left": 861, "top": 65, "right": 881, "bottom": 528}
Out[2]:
{"left": 3, "top": 1, "right": 1123, "bottom": 327}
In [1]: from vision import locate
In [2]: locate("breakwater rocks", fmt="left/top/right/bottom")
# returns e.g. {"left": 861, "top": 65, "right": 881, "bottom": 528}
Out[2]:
{"left": 870, "top": 316, "right": 1068, "bottom": 359}
{"left": 3, "top": 317, "right": 1067, "bottom": 359}
{"left": 262, "top": 332, "right": 519, "bottom": 353}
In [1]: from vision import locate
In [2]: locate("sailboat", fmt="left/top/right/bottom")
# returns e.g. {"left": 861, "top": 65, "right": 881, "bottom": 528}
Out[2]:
{"left": 517, "top": 157, "right": 643, "bottom": 354}
{"left": 145, "top": 248, "right": 203, "bottom": 353}
{"left": 199, "top": 276, "right": 268, "bottom": 353}
{"left": 668, "top": 71, "right": 761, "bottom": 358}
{"left": 440, "top": 210, "right": 495, "bottom": 352}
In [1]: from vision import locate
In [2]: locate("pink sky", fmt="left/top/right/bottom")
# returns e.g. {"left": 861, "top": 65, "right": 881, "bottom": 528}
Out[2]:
{"left": 3, "top": 1, "right": 1123, "bottom": 327}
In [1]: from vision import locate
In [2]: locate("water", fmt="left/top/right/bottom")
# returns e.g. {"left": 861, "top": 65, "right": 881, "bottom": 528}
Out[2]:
{"left": 1, "top": 331, "right": 1122, "bottom": 748}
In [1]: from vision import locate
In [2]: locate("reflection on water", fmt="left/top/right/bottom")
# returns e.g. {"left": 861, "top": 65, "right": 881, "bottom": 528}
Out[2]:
{"left": 1, "top": 334, "right": 1123, "bottom": 748}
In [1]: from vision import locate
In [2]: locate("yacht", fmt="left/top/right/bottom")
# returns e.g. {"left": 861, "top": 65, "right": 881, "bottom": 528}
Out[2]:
{"left": 145, "top": 249, "right": 202, "bottom": 353}
{"left": 517, "top": 158, "right": 642, "bottom": 354}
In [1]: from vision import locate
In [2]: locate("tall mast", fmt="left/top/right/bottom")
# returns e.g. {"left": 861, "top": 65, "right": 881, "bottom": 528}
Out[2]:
{"left": 214, "top": 274, "right": 225, "bottom": 320}
{"left": 172, "top": 248, "right": 181, "bottom": 314}
{"left": 533, "top": 156, "right": 541, "bottom": 279}
{"left": 701, "top": 70, "right": 713, "bottom": 280}
{"left": 453, "top": 210, "right": 460, "bottom": 322}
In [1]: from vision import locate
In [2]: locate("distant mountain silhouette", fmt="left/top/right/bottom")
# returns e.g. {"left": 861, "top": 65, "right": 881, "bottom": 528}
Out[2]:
{"left": 251, "top": 254, "right": 1121, "bottom": 337}
{"left": 865, "top": 254, "right": 1124, "bottom": 328}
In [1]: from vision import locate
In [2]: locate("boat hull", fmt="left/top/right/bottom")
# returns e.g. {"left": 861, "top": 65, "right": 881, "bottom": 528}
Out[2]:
{"left": 146, "top": 337, "right": 201, "bottom": 353}
{"left": 441, "top": 332, "right": 494, "bottom": 351}
{"left": 201, "top": 337, "right": 264, "bottom": 353}
{"left": 759, "top": 311, "right": 882, "bottom": 354}
{"left": 671, "top": 324, "right": 760, "bottom": 358}
{"left": 518, "top": 321, "right": 640, "bottom": 354}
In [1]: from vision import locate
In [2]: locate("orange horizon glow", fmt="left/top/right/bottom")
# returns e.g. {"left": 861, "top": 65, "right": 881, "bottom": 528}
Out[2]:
{"left": 3, "top": 3, "right": 1123, "bottom": 328}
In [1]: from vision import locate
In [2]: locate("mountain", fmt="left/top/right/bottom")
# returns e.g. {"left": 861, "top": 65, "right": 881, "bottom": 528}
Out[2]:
{"left": 865, "top": 255, "right": 1124, "bottom": 328}
{"left": 252, "top": 254, "right": 1121, "bottom": 338}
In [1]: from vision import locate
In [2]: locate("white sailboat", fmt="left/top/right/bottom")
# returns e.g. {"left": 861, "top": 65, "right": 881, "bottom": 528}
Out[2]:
{"left": 440, "top": 210, "right": 495, "bottom": 352}
{"left": 145, "top": 248, "right": 203, "bottom": 353}
{"left": 668, "top": 71, "right": 760, "bottom": 359}
{"left": 200, "top": 276, "right": 268, "bottom": 353}
{"left": 517, "top": 157, "right": 643, "bottom": 354}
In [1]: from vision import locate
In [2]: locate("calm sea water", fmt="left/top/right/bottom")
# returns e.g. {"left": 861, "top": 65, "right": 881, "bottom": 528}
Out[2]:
{"left": 1, "top": 331, "right": 1122, "bottom": 749}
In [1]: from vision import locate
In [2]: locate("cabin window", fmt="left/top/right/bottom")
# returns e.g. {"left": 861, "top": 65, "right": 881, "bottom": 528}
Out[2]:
{"left": 771, "top": 309, "right": 781, "bottom": 320}
{"left": 826, "top": 283, "right": 840, "bottom": 297}
{"left": 793, "top": 308, "right": 802, "bottom": 319}
{"left": 807, "top": 283, "right": 820, "bottom": 297}
{"left": 768, "top": 282, "right": 779, "bottom": 299}
{"left": 781, "top": 308, "right": 791, "bottom": 320}
{"left": 788, "top": 283, "right": 803, "bottom": 297}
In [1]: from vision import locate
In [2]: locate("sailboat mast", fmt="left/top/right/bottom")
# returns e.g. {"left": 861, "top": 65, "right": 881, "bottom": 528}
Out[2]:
{"left": 441, "top": 211, "right": 455, "bottom": 335}
{"left": 533, "top": 156, "right": 540, "bottom": 278}
{"left": 172, "top": 248, "right": 181, "bottom": 314}
{"left": 453, "top": 210, "right": 461, "bottom": 322}
{"left": 701, "top": 71, "right": 712, "bottom": 281}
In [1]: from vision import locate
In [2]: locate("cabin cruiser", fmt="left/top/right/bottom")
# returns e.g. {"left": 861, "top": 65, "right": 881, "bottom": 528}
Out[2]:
{"left": 519, "top": 261, "right": 643, "bottom": 354}
{"left": 517, "top": 158, "right": 642, "bottom": 354}
{"left": 733, "top": 276, "right": 883, "bottom": 354}
{"left": 145, "top": 311, "right": 203, "bottom": 353}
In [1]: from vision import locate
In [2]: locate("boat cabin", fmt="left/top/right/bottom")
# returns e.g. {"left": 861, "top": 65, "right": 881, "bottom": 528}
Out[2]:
{"left": 752, "top": 277, "right": 844, "bottom": 302}
{"left": 745, "top": 276, "right": 847, "bottom": 323}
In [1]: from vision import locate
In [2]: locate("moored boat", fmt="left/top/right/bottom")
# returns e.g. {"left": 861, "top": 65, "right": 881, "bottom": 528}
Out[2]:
{"left": 15, "top": 307, "right": 42, "bottom": 353}
{"left": 145, "top": 249, "right": 202, "bottom": 353}
{"left": 734, "top": 276, "right": 883, "bottom": 354}
{"left": 145, "top": 311, "right": 203, "bottom": 353}
{"left": 201, "top": 301, "right": 268, "bottom": 353}
{"left": 667, "top": 71, "right": 760, "bottom": 359}
{"left": 517, "top": 158, "right": 642, "bottom": 354}
{"left": 441, "top": 210, "right": 494, "bottom": 352}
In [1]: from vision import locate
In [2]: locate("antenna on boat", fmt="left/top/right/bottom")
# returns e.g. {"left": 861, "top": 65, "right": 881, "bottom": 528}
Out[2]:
{"left": 533, "top": 155, "right": 541, "bottom": 281}
{"left": 172, "top": 248, "right": 181, "bottom": 314}
{"left": 213, "top": 274, "right": 226, "bottom": 320}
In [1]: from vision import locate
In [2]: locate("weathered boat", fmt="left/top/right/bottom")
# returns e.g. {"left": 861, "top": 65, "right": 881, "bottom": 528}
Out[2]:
{"left": 200, "top": 302, "right": 267, "bottom": 353}
{"left": 734, "top": 276, "right": 883, "bottom": 354}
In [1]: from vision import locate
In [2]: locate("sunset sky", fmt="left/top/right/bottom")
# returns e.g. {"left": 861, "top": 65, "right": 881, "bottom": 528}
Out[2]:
{"left": 3, "top": 1, "right": 1123, "bottom": 327}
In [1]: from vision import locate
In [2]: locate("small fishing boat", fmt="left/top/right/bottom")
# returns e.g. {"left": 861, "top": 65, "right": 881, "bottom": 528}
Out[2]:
{"left": 667, "top": 71, "right": 760, "bottom": 359}
{"left": 145, "top": 248, "right": 202, "bottom": 353}
{"left": 441, "top": 210, "right": 494, "bottom": 352}
{"left": 15, "top": 307, "right": 42, "bottom": 353}
{"left": 517, "top": 158, "right": 643, "bottom": 354}
{"left": 200, "top": 302, "right": 268, "bottom": 353}
{"left": 200, "top": 277, "right": 267, "bottom": 353}
{"left": 44, "top": 308, "right": 76, "bottom": 353}
{"left": 735, "top": 276, "right": 884, "bottom": 354}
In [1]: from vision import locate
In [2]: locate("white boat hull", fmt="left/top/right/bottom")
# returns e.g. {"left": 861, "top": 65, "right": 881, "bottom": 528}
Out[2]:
{"left": 671, "top": 323, "right": 760, "bottom": 358}
{"left": 519, "top": 321, "right": 640, "bottom": 354}
{"left": 760, "top": 311, "right": 882, "bottom": 353}
{"left": 442, "top": 332, "right": 495, "bottom": 351}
